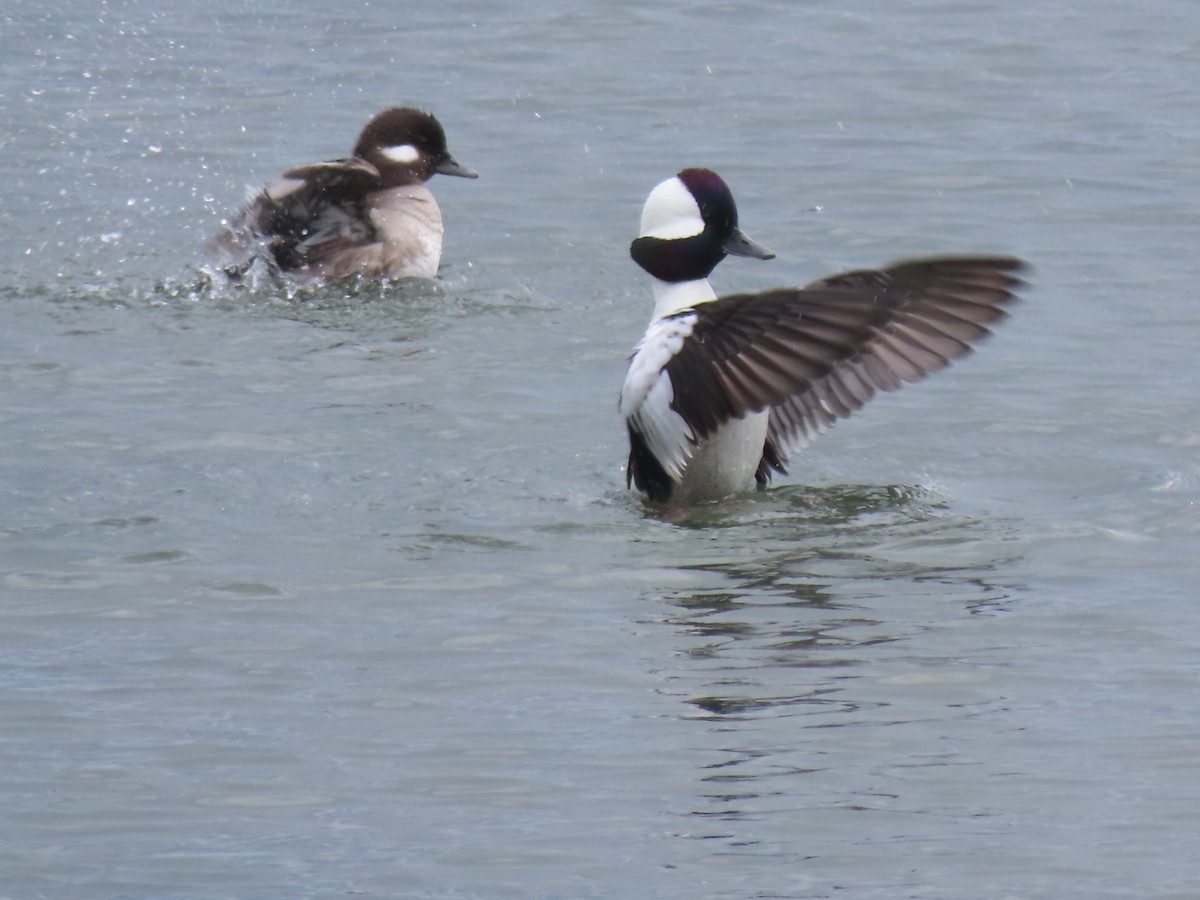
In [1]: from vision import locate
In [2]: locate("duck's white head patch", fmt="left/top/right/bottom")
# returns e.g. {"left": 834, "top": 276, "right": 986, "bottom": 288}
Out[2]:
{"left": 380, "top": 143, "right": 421, "bottom": 164}
{"left": 639, "top": 176, "right": 703, "bottom": 241}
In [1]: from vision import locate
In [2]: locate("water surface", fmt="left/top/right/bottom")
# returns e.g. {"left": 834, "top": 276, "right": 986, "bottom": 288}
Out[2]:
{"left": 3, "top": 1, "right": 1200, "bottom": 897}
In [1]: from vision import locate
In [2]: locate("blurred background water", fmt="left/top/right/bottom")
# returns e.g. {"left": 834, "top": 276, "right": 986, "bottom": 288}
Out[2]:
{"left": 2, "top": 1, "right": 1200, "bottom": 897}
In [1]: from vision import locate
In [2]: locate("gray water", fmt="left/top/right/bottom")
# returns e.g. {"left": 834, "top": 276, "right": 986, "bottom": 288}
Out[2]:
{"left": 3, "top": 1, "right": 1200, "bottom": 897}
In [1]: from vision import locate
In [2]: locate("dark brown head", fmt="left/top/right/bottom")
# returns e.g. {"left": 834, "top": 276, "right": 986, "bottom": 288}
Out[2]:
{"left": 352, "top": 107, "right": 478, "bottom": 186}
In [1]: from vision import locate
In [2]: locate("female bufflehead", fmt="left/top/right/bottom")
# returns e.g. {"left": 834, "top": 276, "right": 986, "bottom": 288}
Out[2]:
{"left": 620, "top": 168, "right": 1027, "bottom": 504}
{"left": 215, "top": 107, "right": 477, "bottom": 280}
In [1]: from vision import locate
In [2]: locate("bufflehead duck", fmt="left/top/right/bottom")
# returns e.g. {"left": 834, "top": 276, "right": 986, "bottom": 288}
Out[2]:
{"left": 620, "top": 168, "right": 1027, "bottom": 504}
{"left": 215, "top": 107, "right": 477, "bottom": 280}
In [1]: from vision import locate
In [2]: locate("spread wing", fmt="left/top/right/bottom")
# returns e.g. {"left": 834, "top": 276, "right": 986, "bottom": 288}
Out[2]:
{"left": 756, "top": 256, "right": 1027, "bottom": 480}
{"left": 624, "top": 256, "right": 1027, "bottom": 494}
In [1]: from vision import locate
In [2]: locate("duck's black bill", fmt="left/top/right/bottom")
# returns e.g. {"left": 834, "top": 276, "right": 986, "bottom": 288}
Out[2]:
{"left": 723, "top": 227, "right": 775, "bottom": 260}
{"left": 436, "top": 154, "right": 479, "bottom": 178}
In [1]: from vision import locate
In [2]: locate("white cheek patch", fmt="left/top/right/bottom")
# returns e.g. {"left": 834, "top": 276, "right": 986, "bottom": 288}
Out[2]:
{"left": 644, "top": 215, "right": 705, "bottom": 241}
{"left": 640, "top": 176, "right": 704, "bottom": 240}
{"left": 381, "top": 144, "right": 421, "bottom": 164}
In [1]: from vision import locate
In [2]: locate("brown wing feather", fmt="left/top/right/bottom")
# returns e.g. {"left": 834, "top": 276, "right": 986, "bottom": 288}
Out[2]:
{"left": 660, "top": 256, "right": 1028, "bottom": 483}
{"left": 243, "top": 158, "right": 386, "bottom": 270}
{"left": 277, "top": 156, "right": 383, "bottom": 192}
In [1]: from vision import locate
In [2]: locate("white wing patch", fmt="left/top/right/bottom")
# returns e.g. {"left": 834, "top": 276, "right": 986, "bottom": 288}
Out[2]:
{"left": 620, "top": 313, "right": 698, "bottom": 481}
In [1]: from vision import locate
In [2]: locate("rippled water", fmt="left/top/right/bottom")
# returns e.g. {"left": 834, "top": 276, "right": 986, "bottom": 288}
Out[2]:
{"left": 3, "top": 1, "right": 1200, "bottom": 897}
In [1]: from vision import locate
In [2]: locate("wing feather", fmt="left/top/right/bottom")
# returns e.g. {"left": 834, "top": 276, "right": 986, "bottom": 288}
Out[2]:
{"left": 628, "top": 256, "right": 1026, "bottom": 487}
{"left": 224, "top": 157, "right": 386, "bottom": 271}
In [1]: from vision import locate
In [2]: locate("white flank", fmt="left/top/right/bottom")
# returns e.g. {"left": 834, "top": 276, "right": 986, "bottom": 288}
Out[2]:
{"left": 621, "top": 313, "right": 699, "bottom": 481}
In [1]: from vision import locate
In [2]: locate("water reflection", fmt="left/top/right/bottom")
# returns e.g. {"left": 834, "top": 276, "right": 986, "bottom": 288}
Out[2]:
{"left": 644, "top": 484, "right": 1023, "bottom": 847}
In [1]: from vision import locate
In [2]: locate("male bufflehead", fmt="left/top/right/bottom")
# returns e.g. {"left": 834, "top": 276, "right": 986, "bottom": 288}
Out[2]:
{"left": 215, "top": 107, "right": 477, "bottom": 280}
{"left": 620, "top": 168, "right": 1027, "bottom": 504}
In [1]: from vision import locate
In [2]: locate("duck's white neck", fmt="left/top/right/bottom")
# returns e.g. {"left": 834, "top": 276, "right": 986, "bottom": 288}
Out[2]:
{"left": 650, "top": 277, "right": 718, "bottom": 320}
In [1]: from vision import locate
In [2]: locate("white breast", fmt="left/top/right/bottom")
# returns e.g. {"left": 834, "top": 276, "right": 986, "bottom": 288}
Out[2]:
{"left": 368, "top": 185, "right": 444, "bottom": 278}
{"left": 670, "top": 412, "right": 769, "bottom": 503}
